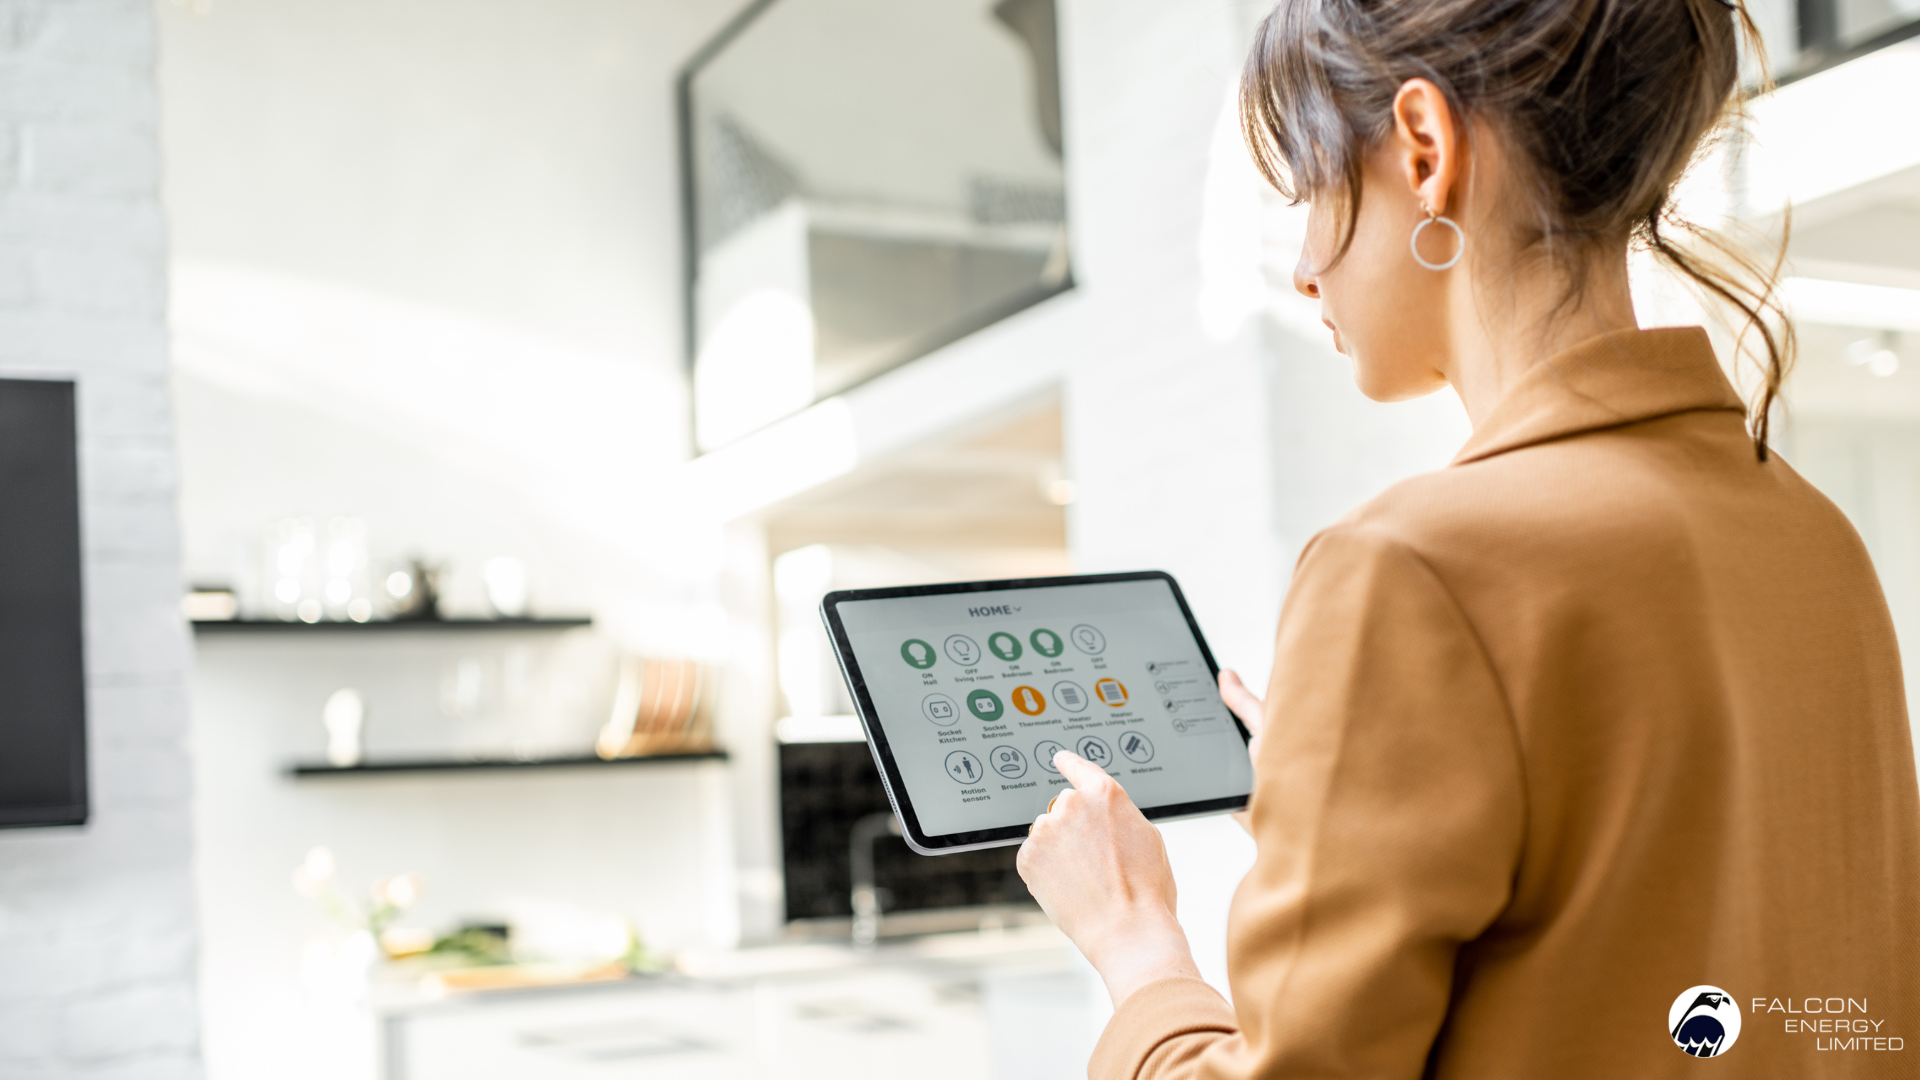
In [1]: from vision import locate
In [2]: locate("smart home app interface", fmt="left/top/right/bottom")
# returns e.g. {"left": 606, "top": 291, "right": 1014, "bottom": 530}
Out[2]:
{"left": 837, "top": 579, "right": 1253, "bottom": 839}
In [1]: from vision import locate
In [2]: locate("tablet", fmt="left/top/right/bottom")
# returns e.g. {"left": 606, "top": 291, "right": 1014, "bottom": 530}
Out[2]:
{"left": 819, "top": 571, "right": 1253, "bottom": 855}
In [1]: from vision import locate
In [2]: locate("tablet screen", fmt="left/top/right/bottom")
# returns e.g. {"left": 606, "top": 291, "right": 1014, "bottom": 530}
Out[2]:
{"left": 825, "top": 573, "right": 1253, "bottom": 851}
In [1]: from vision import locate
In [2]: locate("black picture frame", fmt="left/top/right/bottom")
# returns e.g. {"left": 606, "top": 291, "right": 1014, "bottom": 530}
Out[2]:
{"left": 819, "top": 571, "right": 1250, "bottom": 855}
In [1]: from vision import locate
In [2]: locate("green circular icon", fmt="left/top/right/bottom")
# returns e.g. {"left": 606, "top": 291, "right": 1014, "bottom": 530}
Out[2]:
{"left": 987, "top": 631, "right": 1023, "bottom": 662}
{"left": 900, "top": 638, "right": 937, "bottom": 669}
{"left": 966, "top": 689, "right": 1004, "bottom": 721}
{"left": 1030, "top": 628, "right": 1064, "bottom": 658}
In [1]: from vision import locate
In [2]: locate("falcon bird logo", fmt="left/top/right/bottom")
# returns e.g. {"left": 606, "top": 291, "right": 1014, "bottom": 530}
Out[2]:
{"left": 1668, "top": 986, "right": 1742, "bottom": 1057}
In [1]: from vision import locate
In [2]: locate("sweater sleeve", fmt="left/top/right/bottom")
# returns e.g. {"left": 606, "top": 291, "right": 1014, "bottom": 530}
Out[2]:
{"left": 1091, "top": 528, "right": 1526, "bottom": 1080}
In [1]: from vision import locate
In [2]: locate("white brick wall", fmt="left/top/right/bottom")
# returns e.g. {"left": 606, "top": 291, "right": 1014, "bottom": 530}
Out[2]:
{"left": 0, "top": 2, "right": 200, "bottom": 1079}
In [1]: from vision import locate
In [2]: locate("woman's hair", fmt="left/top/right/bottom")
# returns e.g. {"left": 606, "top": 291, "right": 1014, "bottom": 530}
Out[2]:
{"left": 1242, "top": 0, "right": 1791, "bottom": 459}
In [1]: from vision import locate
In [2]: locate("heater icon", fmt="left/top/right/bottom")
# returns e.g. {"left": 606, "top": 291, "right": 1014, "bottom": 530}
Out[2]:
{"left": 1053, "top": 681, "right": 1085, "bottom": 709}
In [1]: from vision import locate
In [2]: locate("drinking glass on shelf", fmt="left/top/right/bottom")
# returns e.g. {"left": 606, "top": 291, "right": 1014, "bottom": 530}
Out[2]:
{"left": 264, "top": 517, "right": 317, "bottom": 622}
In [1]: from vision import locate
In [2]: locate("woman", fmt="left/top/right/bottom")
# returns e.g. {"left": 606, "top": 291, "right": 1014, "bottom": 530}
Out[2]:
{"left": 1017, "top": 0, "right": 1920, "bottom": 1075}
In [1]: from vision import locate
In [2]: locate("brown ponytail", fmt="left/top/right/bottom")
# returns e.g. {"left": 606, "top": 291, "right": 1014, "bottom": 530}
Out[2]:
{"left": 1241, "top": 0, "right": 1793, "bottom": 461}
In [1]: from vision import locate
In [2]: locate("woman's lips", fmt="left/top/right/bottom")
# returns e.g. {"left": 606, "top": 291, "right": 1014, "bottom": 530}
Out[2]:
{"left": 1323, "top": 318, "right": 1343, "bottom": 353}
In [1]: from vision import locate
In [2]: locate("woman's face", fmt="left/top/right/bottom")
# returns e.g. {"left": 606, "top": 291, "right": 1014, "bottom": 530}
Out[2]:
{"left": 1294, "top": 144, "right": 1457, "bottom": 402}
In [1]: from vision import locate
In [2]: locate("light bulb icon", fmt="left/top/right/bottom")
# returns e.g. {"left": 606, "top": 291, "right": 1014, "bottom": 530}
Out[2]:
{"left": 1069, "top": 624, "right": 1106, "bottom": 655}
{"left": 945, "top": 634, "right": 982, "bottom": 666}
{"left": 900, "top": 638, "right": 937, "bottom": 669}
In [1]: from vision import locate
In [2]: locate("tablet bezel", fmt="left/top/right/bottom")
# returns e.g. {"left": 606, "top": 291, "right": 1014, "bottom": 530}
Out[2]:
{"left": 818, "top": 570, "right": 1252, "bottom": 855}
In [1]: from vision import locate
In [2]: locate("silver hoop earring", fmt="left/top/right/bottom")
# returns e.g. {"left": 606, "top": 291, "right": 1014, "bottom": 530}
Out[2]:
{"left": 1410, "top": 213, "right": 1464, "bottom": 271}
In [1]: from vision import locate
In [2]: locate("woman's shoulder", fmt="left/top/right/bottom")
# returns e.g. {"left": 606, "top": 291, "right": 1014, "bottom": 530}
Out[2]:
{"left": 1315, "top": 438, "right": 1644, "bottom": 563}
{"left": 1305, "top": 414, "right": 1867, "bottom": 592}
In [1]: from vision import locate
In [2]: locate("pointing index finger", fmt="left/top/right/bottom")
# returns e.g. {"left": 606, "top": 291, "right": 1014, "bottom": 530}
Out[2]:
{"left": 1053, "top": 749, "right": 1112, "bottom": 789}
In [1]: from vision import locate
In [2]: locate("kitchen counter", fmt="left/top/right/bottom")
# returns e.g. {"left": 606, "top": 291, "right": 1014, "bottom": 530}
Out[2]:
{"left": 360, "top": 924, "right": 1101, "bottom": 1080}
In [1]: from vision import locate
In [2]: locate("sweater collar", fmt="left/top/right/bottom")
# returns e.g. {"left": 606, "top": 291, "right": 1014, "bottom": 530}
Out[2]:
{"left": 1452, "top": 327, "right": 1748, "bottom": 466}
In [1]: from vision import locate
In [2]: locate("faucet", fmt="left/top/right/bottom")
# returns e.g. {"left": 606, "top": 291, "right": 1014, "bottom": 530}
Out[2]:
{"left": 849, "top": 811, "right": 902, "bottom": 949}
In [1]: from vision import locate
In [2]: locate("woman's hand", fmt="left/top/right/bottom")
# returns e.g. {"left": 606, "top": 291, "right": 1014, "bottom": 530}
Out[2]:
{"left": 1016, "top": 751, "right": 1202, "bottom": 1006}
{"left": 1219, "top": 669, "right": 1266, "bottom": 834}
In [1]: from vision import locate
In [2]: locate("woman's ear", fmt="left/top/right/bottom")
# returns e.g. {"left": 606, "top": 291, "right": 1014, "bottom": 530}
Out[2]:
{"left": 1391, "top": 79, "right": 1462, "bottom": 217}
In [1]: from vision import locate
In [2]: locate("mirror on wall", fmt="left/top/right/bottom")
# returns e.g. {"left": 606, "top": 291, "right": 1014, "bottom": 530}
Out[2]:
{"left": 681, "top": 0, "right": 1070, "bottom": 451}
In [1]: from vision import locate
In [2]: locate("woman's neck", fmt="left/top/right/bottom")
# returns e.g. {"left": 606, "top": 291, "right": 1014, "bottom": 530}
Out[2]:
{"left": 1442, "top": 248, "right": 1640, "bottom": 427}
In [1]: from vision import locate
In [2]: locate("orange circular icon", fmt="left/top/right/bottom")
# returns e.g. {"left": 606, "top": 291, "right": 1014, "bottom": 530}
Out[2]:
{"left": 1011, "top": 685, "right": 1046, "bottom": 715}
{"left": 1094, "top": 678, "right": 1128, "bottom": 706}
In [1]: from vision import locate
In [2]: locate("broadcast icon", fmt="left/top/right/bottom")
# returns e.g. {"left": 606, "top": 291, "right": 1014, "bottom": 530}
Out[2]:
{"left": 990, "top": 746, "right": 1028, "bottom": 779}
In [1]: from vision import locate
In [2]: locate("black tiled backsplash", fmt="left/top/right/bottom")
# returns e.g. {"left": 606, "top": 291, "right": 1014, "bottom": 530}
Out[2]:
{"left": 779, "top": 741, "right": 1034, "bottom": 922}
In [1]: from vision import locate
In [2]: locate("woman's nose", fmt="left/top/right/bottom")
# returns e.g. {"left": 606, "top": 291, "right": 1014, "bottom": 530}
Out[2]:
{"left": 1293, "top": 254, "right": 1319, "bottom": 299}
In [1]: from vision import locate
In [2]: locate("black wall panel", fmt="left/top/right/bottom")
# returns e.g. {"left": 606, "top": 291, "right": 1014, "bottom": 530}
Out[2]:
{"left": 0, "top": 379, "right": 87, "bottom": 828}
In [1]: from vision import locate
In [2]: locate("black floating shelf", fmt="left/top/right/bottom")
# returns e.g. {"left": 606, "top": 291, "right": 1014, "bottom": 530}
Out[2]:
{"left": 195, "top": 617, "right": 592, "bottom": 633}
{"left": 288, "top": 750, "right": 728, "bottom": 778}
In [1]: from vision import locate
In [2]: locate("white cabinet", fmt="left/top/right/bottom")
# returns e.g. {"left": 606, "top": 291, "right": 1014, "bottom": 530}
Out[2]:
{"left": 376, "top": 940, "right": 1098, "bottom": 1080}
